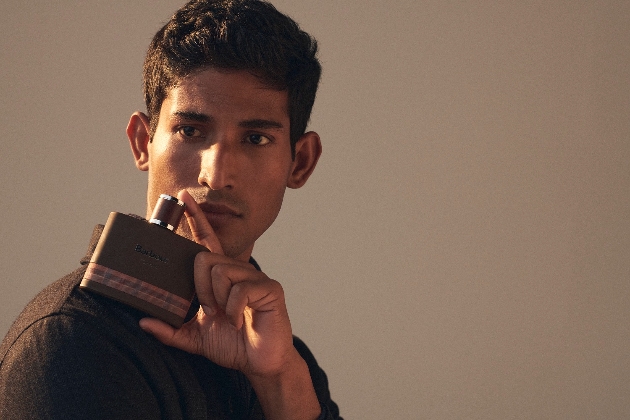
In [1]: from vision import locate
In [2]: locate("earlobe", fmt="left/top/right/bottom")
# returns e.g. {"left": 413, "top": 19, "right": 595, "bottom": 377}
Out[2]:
{"left": 287, "top": 131, "right": 322, "bottom": 189}
{"left": 127, "top": 112, "right": 152, "bottom": 172}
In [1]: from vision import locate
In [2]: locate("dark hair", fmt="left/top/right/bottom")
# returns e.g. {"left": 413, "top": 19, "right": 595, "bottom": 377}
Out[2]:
{"left": 143, "top": 0, "right": 321, "bottom": 153}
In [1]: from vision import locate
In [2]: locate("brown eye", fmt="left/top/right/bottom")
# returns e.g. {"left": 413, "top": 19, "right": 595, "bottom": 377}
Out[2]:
{"left": 246, "top": 134, "right": 271, "bottom": 145}
{"left": 178, "top": 126, "right": 202, "bottom": 138}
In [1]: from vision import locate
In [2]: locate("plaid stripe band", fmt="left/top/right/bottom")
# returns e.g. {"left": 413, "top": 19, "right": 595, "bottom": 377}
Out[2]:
{"left": 84, "top": 262, "right": 190, "bottom": 318}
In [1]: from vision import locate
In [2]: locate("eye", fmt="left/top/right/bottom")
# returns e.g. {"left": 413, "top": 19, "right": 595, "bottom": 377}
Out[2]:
{"left": 246, "top": 134, "right": 271, "bottom": 146}
{"left": 177, "top": 125, "right": 203, "bottom": 139}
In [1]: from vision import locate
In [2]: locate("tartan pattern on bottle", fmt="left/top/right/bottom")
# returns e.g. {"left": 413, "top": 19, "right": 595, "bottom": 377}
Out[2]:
{"left": 84, "top": 262, "right": 190, "bottom": 318}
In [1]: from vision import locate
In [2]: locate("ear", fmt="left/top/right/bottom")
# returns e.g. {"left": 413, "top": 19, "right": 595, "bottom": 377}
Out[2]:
{"left": 287, "top": 131, "right": 322, "bottom": 189}
{"left": 127, "top": 112, "right": 151, "bottom": 172}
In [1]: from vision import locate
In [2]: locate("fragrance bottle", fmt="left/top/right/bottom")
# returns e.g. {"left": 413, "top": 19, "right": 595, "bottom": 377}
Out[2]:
{"left": 80, "top": 194, "right": 208, "bottom": 327}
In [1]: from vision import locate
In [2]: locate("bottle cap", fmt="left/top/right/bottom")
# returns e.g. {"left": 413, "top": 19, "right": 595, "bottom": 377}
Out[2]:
{"left": 149, "top": 194, "right": 185, "bottom": 231}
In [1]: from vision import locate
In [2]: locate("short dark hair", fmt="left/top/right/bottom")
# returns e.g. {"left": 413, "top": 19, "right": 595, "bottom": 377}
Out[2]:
{"left": 143, "top": 0, "right": 321, "bottom": 153}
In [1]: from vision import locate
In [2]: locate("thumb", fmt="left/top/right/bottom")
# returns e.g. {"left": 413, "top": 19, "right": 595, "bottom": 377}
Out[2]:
{"left": 139, "top": 317, "right": 178, "bottom": 345}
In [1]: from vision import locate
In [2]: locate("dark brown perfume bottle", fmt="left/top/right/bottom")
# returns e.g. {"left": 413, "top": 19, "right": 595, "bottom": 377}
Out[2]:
{"left": 80, "top": 194, "right": 208, "bottom": 327}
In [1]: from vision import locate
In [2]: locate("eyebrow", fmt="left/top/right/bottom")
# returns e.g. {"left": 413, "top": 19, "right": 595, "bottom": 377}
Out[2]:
{"left": 173, "top": 111, "right": 211, "bottom": 123}
{"left": 238, "top": 119, "right": 284, "bottom": 130}
{"left": 172, "top": 111, "right": 283, "bottom": 130}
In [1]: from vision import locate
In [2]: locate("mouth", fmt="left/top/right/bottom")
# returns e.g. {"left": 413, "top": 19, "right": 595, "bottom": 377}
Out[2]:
{"left": 199, "top": 202, "right": 241, "bottom": 216}
{"left": 197, "top": 201, "right": 243, "bottom": 226}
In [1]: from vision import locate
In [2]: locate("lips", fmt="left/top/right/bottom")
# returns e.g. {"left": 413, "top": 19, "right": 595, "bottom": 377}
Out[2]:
{"left": 197, "top": 201, "right": 243, "bottom": 228}
{"left": 198, "top": 202, "right": 242, "bottom": 217}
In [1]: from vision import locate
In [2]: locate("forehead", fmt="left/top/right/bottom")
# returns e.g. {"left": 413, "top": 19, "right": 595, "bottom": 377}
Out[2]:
{"left": 161, "top": 69, "right": 289, "bottom": 121}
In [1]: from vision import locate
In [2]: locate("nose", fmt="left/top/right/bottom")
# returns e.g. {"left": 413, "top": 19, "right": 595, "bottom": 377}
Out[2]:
{"left": 197, "top": 142, "right": 235, "bottom": 190}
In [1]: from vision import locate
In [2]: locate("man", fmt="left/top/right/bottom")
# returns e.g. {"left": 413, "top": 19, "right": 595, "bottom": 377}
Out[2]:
{"left": 0, "top": 1, "right": 341, "bottom": 419}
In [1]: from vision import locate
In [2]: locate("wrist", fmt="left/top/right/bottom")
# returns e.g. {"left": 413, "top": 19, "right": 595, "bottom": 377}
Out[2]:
{"left": 247, "top": 349, "right": 321, "bottom": 420}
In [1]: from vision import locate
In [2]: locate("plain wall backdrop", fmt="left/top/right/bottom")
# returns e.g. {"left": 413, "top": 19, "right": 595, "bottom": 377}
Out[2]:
{"left": 1, "top": 1, "right": 629, "bottom": 419}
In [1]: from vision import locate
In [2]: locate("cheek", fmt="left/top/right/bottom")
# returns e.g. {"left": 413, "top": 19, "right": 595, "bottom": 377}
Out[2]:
{"left": 258, "top": 161, "right": 292, "bottom": 194}
{"left": 148, "top": 144, "right": 202, "bottom": 195}
{"left": 242, "top": 157, "right": 285, "bottom": 192}
{"left": 250, "top": 190, "right": 285, "bottom": 238}
{"left": 154, "top": 143, "right": 200, "bottom": 176}
{"left": 252, "top": 171, "right": 289, "bottom": 218}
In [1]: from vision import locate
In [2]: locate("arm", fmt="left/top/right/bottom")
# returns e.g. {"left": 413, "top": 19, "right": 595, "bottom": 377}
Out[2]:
{"left": 139, "top": 190, "right": 322, "bottom": 420}
{"left": 247, "top": 349, "right": 321, "bottom": 420}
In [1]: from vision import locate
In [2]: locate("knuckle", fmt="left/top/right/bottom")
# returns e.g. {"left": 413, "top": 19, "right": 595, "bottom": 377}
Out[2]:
{"left": 269, "top": 278, "right": 283, "bottom": 293}
{"left": 195, "top": 251, "right": 212, "bottom": 266}
{"left": 211, "top": 264, "right": 227, "bottom": 279}
{"left": 231, "top": 282, "right": 246, "bottom": 296}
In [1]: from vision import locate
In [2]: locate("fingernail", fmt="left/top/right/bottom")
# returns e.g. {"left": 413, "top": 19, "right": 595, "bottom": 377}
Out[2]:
{"left": 201, "top": 304, "right": 216, "bottom": 316}
{"left": 139, "top": 318, "right": 151, "bottom": 331}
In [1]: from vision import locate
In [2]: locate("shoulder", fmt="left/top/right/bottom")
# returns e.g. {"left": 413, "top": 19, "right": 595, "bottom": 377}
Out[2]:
{"left": 0, "top": 262, "right": 163, "bottom": 384}
{"left": 0, "top": 265, "right": 150, "bottom": 377}
{"left": 0, "top": 268, "right": 183, "bottom": 419}
{"left": 0, "top": 265, "right": 87, "bottom": 362}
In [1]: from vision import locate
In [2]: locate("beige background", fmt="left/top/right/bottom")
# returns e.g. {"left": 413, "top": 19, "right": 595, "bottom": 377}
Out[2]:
{"left": 1, "top": 1, "right": 629, "bottom": 419}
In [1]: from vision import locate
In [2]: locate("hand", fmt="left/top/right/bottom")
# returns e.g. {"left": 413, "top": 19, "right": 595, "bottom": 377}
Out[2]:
{"left": 140, "top": 189, "right": 321, "bottom": 419}
{"left": 139, "top": 190, "right": 296, "bottom": 377}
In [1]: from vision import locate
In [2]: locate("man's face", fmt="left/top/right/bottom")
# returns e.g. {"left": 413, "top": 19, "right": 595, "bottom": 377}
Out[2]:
{"left": 139, "top": 69, "right": 297, "bottom": 260}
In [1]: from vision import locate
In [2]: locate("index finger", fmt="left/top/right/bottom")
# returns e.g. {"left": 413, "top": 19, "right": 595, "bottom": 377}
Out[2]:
{"left": 177, "top": 189, "right": 224, "bottom": 255}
